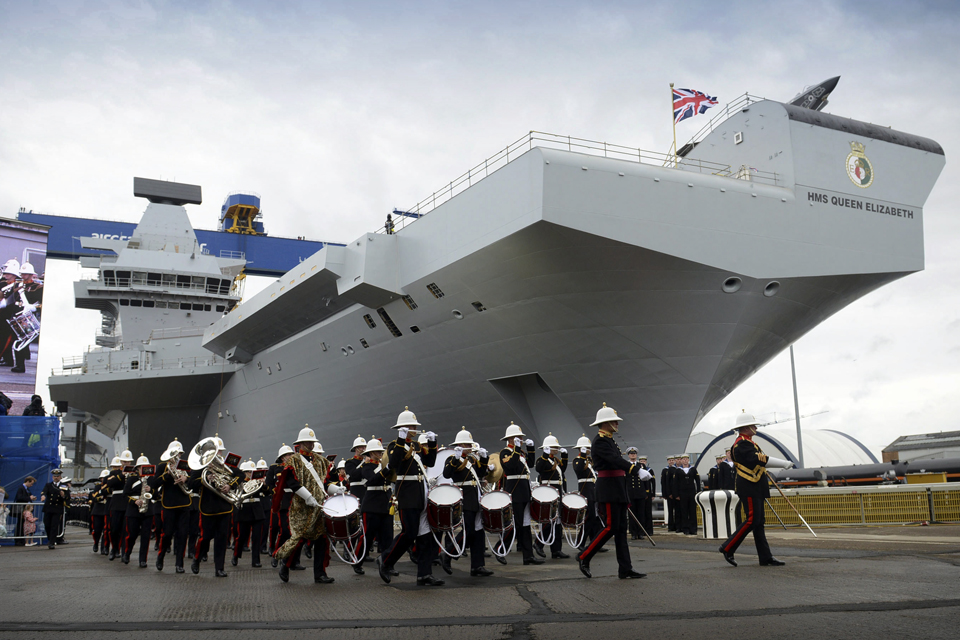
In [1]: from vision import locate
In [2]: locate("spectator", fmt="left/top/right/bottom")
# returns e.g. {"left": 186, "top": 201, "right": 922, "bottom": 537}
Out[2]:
{"left": 14, "top": 476, "right": 36, "bottom": 545}
{"left": 23, "top": 395, "right": 46, "bottom": 416}
{"left": 22, "top": 505, "right": 38, "bottom": 546}
{"left": 0, "top": 487, "right": 8, "bottom": 538}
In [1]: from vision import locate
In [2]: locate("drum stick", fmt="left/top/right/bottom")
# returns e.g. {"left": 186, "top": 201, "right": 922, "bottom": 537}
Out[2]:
{"left": 766, "top": 471, "right": 817, "bottom": 538}
{"left": 625, "top": 507, "right": 656, "bottom": 547}
{"left": 766, "top": 498, "right": 787, "bottom": 530}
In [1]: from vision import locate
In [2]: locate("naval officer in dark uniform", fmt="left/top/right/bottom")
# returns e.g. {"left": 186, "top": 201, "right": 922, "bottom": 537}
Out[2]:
{"left": 577, "top": 403, "right": 649, "bottom": 579}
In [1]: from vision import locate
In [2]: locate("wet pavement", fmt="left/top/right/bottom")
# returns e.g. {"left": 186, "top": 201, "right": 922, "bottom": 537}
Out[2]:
{"left": 1, "top": 523, "right": 958, "bottom": 639}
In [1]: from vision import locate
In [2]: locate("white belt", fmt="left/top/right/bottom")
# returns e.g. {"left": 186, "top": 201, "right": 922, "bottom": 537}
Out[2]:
{"left": 505, "top": 474, "right": 529, "bottom": 480}
{"left": 242, "top": 498, "right": 259, "bottom": 504}
{"left": 111, "top": 490, "right": 123, "bottom": 496}
{"left": 283, "top": 488, "right": 293, "bottom": 493}
{"left": 578, "top": 478, "right": 595, "bottom": 484}
{"left": 453, "top": 480, "right": 476, "bottom": 487}
{"left": 540, "top": 480, "right": 561, "bottom": 485}
{"left": 352, "top": 479, "right": 366, "bottom": 486}
{"left": 396, "top": 475, "right": 422, "bottom": 481}
{"left": 366, "top": 486, "right": 387, "bottom": 491}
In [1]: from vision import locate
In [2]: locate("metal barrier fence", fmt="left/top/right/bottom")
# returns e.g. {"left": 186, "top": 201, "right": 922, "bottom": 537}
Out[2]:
{"left": 0, "top": 502, "right": 53, "bottom": 545}
{"left": 696, "top": 484, "right": 960, "bottom": 528}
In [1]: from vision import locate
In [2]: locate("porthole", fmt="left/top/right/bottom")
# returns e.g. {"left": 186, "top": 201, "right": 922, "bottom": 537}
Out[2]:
{"left": 722, "top": 277, "right": 742, "bottom": 294}
{"left": 763, "top": 281, "right": 780, "bottom": 297}
{"left": 452, "top": 310, "right": 463, "bottom": 319}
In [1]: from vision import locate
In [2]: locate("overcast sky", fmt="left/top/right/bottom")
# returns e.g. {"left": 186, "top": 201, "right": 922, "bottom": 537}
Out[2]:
{"left": 2, "top": 0, "right": 957, "bottom": 458}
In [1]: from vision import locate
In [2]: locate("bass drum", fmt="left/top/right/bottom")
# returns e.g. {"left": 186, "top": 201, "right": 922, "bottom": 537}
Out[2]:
{"left": 480, "top": 490, "right": 514, "bottom": 533}
{"left": 559, "top": 492, "right": 588, "bottom": 528}
{"left": 322, "top": 494, "right": 362, "bottom": 542}
{"left": 426, "top": 448, "right": 458, "bottom": 486}
{"left": 427, "top": 484, "right": 463, "bottom": 532}
{"left": 529, "top": 485, "right": 560, "bottom": 523}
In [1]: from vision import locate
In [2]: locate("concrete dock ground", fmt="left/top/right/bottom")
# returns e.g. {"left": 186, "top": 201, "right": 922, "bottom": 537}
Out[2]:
{"left": 1, "top": 524, "right": 958, "bottom": 639}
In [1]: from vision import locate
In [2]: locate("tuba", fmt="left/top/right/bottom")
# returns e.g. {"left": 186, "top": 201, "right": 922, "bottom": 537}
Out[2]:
{"left": 161, "top": 446, "right": 191, "bottom": 496}
{"left": 188, "top": 437, "right": 242, "bottom": 506}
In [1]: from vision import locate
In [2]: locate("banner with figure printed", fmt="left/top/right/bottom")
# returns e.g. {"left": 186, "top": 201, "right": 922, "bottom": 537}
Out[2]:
{"left": 0, "top": 217, "right": 48, "bottom": 416}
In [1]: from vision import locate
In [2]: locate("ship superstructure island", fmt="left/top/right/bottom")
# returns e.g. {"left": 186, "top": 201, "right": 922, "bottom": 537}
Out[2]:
{"left": 48, "top": 81, "right": 945, "bottom": 468}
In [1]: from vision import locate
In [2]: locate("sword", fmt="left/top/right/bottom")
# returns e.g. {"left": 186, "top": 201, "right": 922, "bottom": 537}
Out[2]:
{"left": 765, "top": 498, "right": 787, "bottom": 530}
{"left": 625, "top": 506, "right": 657, "bottom": 547}
{"left": 766, "top": 470, "right": 817, "bottom": 538}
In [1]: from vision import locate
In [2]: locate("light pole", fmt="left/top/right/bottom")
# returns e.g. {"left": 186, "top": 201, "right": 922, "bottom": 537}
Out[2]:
{"left": 790, "top": 345, "right": 804, "bottom": 468}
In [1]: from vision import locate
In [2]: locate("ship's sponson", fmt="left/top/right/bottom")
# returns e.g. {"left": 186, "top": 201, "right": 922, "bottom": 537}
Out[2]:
{"left": 191, "top": 99, "right": 943, "bottom": 465}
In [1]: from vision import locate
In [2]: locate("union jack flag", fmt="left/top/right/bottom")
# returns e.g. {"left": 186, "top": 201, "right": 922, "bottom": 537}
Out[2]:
{"left": 673, "top": 87, "right": 718, "bottom": 124}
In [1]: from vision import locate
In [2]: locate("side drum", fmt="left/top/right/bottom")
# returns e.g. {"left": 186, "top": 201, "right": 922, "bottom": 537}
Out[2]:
{"left": 427, "top": 484, "right": 463, "bottom": 532}
{"left": 322, "top": 494, "right": 362, "bottom": 542}
{"left": 560, "top": 492, "right": 588, "bottom": 528}
{"left": 480, "top": 490, "right": 513, "bottom": 533}
{"left": 529, "top": 485, "right": 560, "bottom": 524}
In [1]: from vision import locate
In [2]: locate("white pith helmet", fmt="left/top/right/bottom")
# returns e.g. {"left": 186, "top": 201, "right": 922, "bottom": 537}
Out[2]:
{"left": 541, "top": 433, "right": 561, "bottom": 450}
{"left": 240, "top": 460, "right": 256, "bottom": 472}
{"left": 160, "top": 438, "right": 183, "bottom": 462}
{"left": 110, "top": 456, "right": 122, "bottom": 467}
{"left": 352, "top": 434, "right": 367, "bottom": 450}
{"left": 501, "top": 422, "right": 525, "bottom": 441}
{"left": 214, "top": 433, "right": 226, "bottom": 451}
{"left": 99, "top": 469, "right": 110, "bottom": 478}
{"left": 256, "top": 458, "right": 268, "bottom": 470}
{"left": 735, "top": 411, "right": 761, "bottom": 430}
{"left": 276, "top": 443, "right": 294, "bottom": 461}
{"left": 417, "top": 433, "right": 428, "bottom": 445}
{"left": 393, "top": 406, "right": 421, "bottom": 429}
{"left": 365, "top": 439, "right": 384, "bottom": 454}
{"left": 452, "top": 428, "right": 477, "bottom": 448}
{"left": 19, "top": 262, "right": 37, "bottom": 276}
{"left": 312, "top": 441, "right": 325, "bottom": 454}
{"left": 576, "top": 434, "right": 591, "bottom": 449}
{"left": 119, "top": 449, "right": 134, "bottom": 462}
{"left": 294, "top": 424, "right": 319, "bottom": 444}
{"left": 336, "top": 459, "right": 346, "bottom": 469}
{"left": 590, "top": 402, "right": 621, "bottom": 427}
{"left": 136, "top": 454, "right": 150, "bottom": 466}
{"left": 2, "top": 259, "right": 19, "bottom": 276}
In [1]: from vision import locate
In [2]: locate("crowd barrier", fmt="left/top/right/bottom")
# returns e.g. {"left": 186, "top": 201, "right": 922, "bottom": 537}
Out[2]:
{"left": 0, "top": 501, "right": 52, "bottom": 545}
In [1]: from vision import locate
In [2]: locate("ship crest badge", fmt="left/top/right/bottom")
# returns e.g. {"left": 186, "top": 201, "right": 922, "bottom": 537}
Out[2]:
{"left": 846, "top": 141, "right": 873, "bottom": 188}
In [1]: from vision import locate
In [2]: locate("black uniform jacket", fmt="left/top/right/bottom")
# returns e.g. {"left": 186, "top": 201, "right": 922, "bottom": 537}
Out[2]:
{"left": 157, "top": 464, "right": 192, "bottom": 509}
{"left": 677, "top": 467, "right": 702, "bottom": 497}
{"left": 442, "top": 453, "right": 488, "bottom": 512}
{"left": 706, "top": 466, "right": 719, "bottom": 491}
{"left": 668, "top": 466, "right": 683, "bottom": 499}
{"left": 123, "top": 475, "right": 158, "bottom": 517}
{"left": 106, "top": 470, "right": 131, "bottom": 511}
{"left": 572, "top": 456, "right": 596, "bottom": 501}
{"left": 627, "top": 464, "right": 646, "bottom": 500}
{"left": 345, "top": 456, "right": 366, "bottom": 500}
{"left": 91, "top": 481, "right": 108, "bottom": 516}
{"left": 535, "top": 453, "right": 567, "bottom": 490}
{"left": 717, "top": 461, "right": 736, "bottom": 490}
{"left": 499, "top": 445, "right": 536, "bottom": 502}
{"left": 360, "top": 459, "right": 392, "bottom": 514}
{"left": 591, "top": 432, "right": 635, "bottom": 504}
{"left": 188, "top": 466, "right": 243, "bottom": 516}
{"left": 237, "top": 480, "right": 267, "bottom": 522}
{"left": 731, "top": 436, "right": 771, "bottom": 500}
{"left": 41, "top": 481, "right": 69, "bottom": 514}
{"left": 267, "top": 462, "right": 294, "bottom": 511}
{"left": 640, "top": 464, "right": 656, "bottom": 498}
{"left": 386, "top": 437, "right": 437, "bottom": 511}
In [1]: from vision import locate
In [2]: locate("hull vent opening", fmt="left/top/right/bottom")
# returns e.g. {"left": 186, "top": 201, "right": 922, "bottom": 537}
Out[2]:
{"left": 363, "top": 314, "right": 377, "bottom": 329}
{"left": 377, "top": 308, "right": 403, "bottom": 337}
{"left": 471, "top": 301, "right": 486, "bottom": 312}
{"left": 402, "top": 295, "right": 418, "bottom": 310}
{"left": 427, "top": 283, "right": 445, "bottom": 298}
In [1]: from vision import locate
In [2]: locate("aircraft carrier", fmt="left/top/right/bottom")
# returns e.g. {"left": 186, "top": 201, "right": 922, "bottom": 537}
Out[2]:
{"left": 48, "top": 81, "right": 945, "bottom": 465}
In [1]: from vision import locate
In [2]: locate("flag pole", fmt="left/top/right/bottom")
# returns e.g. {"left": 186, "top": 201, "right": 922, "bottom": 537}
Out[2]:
{"left": 670, "top": 83, "right": 677, "bottom": 167}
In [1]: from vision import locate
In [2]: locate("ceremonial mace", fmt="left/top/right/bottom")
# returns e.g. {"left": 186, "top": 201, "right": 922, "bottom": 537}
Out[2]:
{"left": 766, "top": 470, "right": 817, "bottom": 538}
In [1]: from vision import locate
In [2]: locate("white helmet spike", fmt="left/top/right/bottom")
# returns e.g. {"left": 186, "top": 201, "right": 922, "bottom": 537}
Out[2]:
{"left": 135, "top": 453, "right": 150, "bottom": 466}
{"left": 119, "top": 449, "right": 134, "bottom": 462}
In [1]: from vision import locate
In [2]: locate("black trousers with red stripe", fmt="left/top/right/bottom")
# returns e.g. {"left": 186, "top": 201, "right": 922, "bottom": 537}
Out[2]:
{"left": 380, "top": 507, "right": 437, "bottom": 577}
{"left": 91, "top": 513, "right": 107, "bottom": 548}
{"left": 720, "top": 495, "right": 772, "bottom": 563}
{"left": 159, "top": 507, "right": 190, "bottom": 567}
{"left": 124, "top": 514, "right": 152, "bottom": 562}
{"left": 195, "top": 512, "right": 231, "bottom": 572}
{"left": 109, "top": 510, "right": 126, "bottom": 555}
{"left": 284, "top": 536, "right": 329, "bottom": 580}
{"left": 358, "top": 511, "right": 394, "bottom": 568}
{"left": 234, "top": 519, "right": 262, "bottom": 565}
{"left": 578, "top": 502, "right": 633, "bottom": 574}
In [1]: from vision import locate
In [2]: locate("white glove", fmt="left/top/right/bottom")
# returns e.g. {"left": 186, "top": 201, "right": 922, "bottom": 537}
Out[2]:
{"left": 454, "top": 446, "right": 463, "bottom": 456}
{"left": 478, "top": 448, "right": 488, "bottom": 458}
{"left": 513, "top": 437, "right": 523, "bottom": 448}
{"left": 765, "top": 456, "right": 794, "bottom": 469}
{"left": 560, "top": 448, "right": 567, "bottom": 455}
{"left": 398, "top": 427, "right": 409, "bottom": 440}
{"left": 579, "top": 447, "right": 587, "bottom": 455}
{"left": 0, "top": 299, "right": 6, "bottom": 309}
{"left": 327, "top": 484, "right": 345, "bottom": 496}
{"left": 545, "top": 447, "right": 554, "bottom": 456}
{"left": 25, "top": 303, "right": 38, "bottom": 314}
{"left": 637, "top": 468, "right": 653, "bottom": 481}
{"left": 305, "top": 495, "right": 320, "bottom": 508}
{"left": 426, "top": 431, "right": 437, "bottom": 442}
{"left": 488, "top": 463, "right": 495, "bottom": 471}
{"left": 296, "top": 487, "right": 320, "bottom": 508}
{"left": 525, "top": 439, "right": 534, "bottom": 448}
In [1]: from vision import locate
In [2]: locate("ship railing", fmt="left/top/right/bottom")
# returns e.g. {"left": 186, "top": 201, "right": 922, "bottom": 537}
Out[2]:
{"left": 219, "top": 250, "right": 245, "bottom": 260}
{"left": 379, "top": 126, "right": 779, "bottom": 234}
{"left": 148, "top": 326, "right": 207, "bottom": 340}
{"left": 52, "top": 354, "right": 229, "bottom": 376}
{"left": 91, "top": 276, "right": 237, "bottom": 297}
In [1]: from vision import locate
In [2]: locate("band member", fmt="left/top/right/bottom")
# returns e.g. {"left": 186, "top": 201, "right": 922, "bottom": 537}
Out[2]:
{"left": 189, "top": 436, "right": 243, "bottom": 577}
{"left": 534, "top": 434, "right": 569, "bottom": 559}
{"left": 357, "top": 439, "right": 394, "bottom": 576}
{"left": 0, "top": 261, "right": 21, "bottom": 367}
{"left": 274, "top": 426, "right": 335, "bottom": 584}
{"left": 256, "top": 459, "right": 272, "bottom": 556}
{"left": 268, "top": 444, "right": 296, "bottom": 568}
{"left": 156, "top": 439, "right": 192, "bottom": 573}
{"left": 442, "top": 428, "right": 494, "bottom": 576}
{"left": 40, "top": 469, "right": 68, "bottom": 549}
{"left": 677, "top": 454, "right": 701, "bottom": 535}
{"left": 626, "top": 448, "right": 645, "bottom": 539}
{"left": 232, "top": 460, "right": 266, "bottom": 568}
{"left": 376, "top": 407, "right": 443, "bottom": 587}
{"left": 496, "top": 422, "right": 541, "bottom": 565}
{"left": 9, "top": 262, "right": 42, "bottom": 373}
{"left": 719, "top": 412, "right": 793, "bottom": 567}
{"left": 105, "top": 451, "right": 134, "bottom": 559}
{"left": 572, "top": 435, "right": 599, "bottom": 549}
{"left": 345, "top": 435, "right": 367, "bottom": 502}
{"left": 637, "top": 455, "right": 655, "bottom": 537}
{"left": 122, "top": 455, "right": 157, "bottom": 567}
{"left": 577, "top": 403, "right": 649, "bottom": 580}
{"left": 90, "top": 469, "right": 110, "bottom": 554}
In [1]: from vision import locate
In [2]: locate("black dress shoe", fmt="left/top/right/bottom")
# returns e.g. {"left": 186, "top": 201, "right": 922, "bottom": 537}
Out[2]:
{"left": 416, "top": 575, "right": 445, "bottom": 586}
{"left": 139, "top": 561, "right": 147, "bottom": 568}
{"left": 619, "top": 570, "right": 646, "bottom": 579}
{"left": 122, "top": 553, "right": 130, "bottom": 564}
{"left": 101, "top": 549, "right": 109, "bottom": 556}
{"left": 156, "top": 555, "right": 164, "bottom": 571}
{"left": 10, "top": 366, "right": 25, "bottom": 373}
{"left": 57, "top": 540, "right": 68, "bottom": 545}
{"left": 191, "top": 558, "right": 200, "bottom": 574}
{"left": 719, "top": 546, "right": 737, "bottom": 567}
{"left": 215, "top": 570, "right": 227, "bottom": 578}
{"left": 494, "top": 553, "right": 507, "bottom": 565}
{"left": 176, "top": 566, "right": 185, "bottom": 574}
{"left": 271, "top": 557, "right": 278, "bottom": 568}
{"left": 231, "top": 556, "right": 238, "bottom": 566}
{"left": 315, "top": 575, "right": 335, "bottom": 584}
{"left": 305, "top": 546, "right": 312, "bottom": 559}
{"left": 293, "top": 564, "right": 306, "bottom": 571}
{"left": 388, "top": 569, "right": 399, "bottom": 576}
{"left": 440, "top": 554, "right": 452, "bottom": 575}
{"left": 760, "top": 557, "right": 786, "bottom": 566}
{"left": 597, "top": 547, "right": 608, "bottom": 553}
{"left": 252, "top": 561, "right": 262, "bottom": 568}
{"left": 188, "top": 552, "right": 194, "bottom": 560}
{"left": 109, "top": 551, "right": 116, "bottom": 561}
{"left": 533, "top": 544, "right": 546, "bottom": 558}
{"left": 202, "top": 555, "right": 208, "bottom": 561}
{"left": 279, "top": 563, "right": 289, "bottom": 582}
{"left": 552, "top": 551, "right": 570, "bottom": 559}
{"left": 48, "top": 544, "right": 57, "bottom": 550}
{"left": 93, "top": 543, "right": 99, "bottom": 553}
{"left": 578, "top": 556, "right": 592, "bottom": 578}
{"left": 353, "top": 564, "right": 365, "bottom": 575}
{"left": 523, "top": 557, "right": 544, "bottom": 565}
{"left": 470, "top": 567, "right": 494, "bottom": 577}
{"left": 377, "top": 556, "right": 390, "bottom": 584}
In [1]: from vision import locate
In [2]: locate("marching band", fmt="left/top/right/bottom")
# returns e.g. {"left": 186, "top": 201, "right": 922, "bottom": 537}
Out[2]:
{"left": 86, "top": 403, "right": 664, "bottom": 584}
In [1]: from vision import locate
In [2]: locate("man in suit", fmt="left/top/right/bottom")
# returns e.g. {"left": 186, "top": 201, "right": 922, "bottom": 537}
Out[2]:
{"left": 13, "top": 476, "right": 36, "bottom": 545}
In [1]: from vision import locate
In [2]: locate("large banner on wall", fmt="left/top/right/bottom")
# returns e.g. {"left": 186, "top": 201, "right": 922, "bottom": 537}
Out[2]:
{"left": 0, "top": 217, "right": 49, "bottom": 416}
